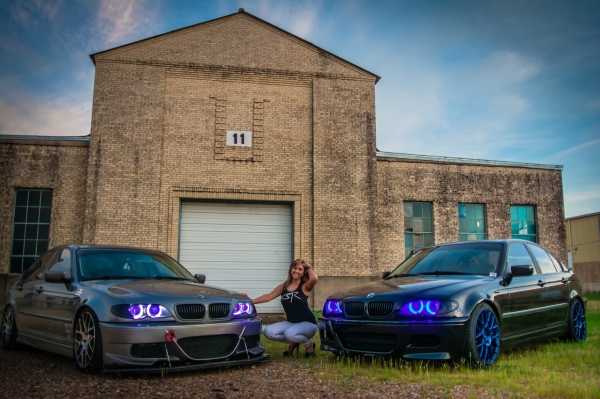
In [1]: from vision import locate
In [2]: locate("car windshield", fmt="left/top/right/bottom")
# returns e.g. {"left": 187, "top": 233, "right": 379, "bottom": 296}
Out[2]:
{"left": 387, "top": 242, "right": 503, "bottom": 277}
{"left": 77, "top": 248, "right": 195, "bottom": 281}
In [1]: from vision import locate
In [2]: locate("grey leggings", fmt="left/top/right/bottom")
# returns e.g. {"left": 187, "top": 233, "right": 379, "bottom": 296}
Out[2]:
{"left": 263, "top": 321, "right": 317, "bottom": 346}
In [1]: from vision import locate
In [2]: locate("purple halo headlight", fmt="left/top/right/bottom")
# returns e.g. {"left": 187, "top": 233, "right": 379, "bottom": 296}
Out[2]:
{"left": 129, "top": 304, "right": 145, "bottom": 320}
{"left": 146, "top": 304, "right": 170, "bottom": 318}
{"left": 233, "top": 302, "right": 255, "bottom": 318}
{"left": 399, "top": 300, "right": 458, "bottom": 317}
{"left": 324, "top": 299, "right": 343, "bottom": 316}
{"left": 111, "top": 304, "right": 172, "bottom": 320}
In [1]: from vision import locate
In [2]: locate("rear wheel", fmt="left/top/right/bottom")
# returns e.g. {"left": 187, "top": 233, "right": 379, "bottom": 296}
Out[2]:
{"left": 464, "top": 303, "right": 500, "bottom": 367}
{"left": 563, "top": 300, "right": 586, "bottom": 342}
{"left": 1, "top": 306, "right": 17, "bottom": 350}
{"left": 73, "top": 309, "right": 103, "bottom": 373}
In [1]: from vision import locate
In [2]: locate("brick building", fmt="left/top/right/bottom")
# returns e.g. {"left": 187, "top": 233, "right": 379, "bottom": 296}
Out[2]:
{"left": 0, "top": 10, "right": 566, "bottom": 310}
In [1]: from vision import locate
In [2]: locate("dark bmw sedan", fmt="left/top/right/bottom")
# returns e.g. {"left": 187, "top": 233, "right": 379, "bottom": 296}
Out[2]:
{"left": 319, "top": 240, "right": 587, "bottom": 366}
{"left": 1, "top": 245, "right": 267, "bottom": 373}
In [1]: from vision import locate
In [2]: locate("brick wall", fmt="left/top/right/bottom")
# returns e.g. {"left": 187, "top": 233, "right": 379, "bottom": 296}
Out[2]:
{"left": 376, "top": 157, "right": 567, "bottom": 271}
{"left": 86, "top": 12, "right": 378, "bottom": 279}
{"left": 0, "top": 140, "right": 89, "bottom": 276}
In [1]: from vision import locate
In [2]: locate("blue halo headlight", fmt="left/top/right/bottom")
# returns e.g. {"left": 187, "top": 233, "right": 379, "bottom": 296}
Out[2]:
{"left": 323, "top": 299, "right": 343, "bottom": 316}
{"left": 232, "top": 302, "right": 255, "bottom": 318}
{"left": 399, "top": 300, "right": 457, "bottom": 317}
{"left": 111, "top": 304, "right": 172, "bottom": 320}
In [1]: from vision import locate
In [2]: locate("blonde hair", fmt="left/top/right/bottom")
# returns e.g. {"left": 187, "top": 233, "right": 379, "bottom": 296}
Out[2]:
{"left": 283, "top": 259, "right": 311, "bottom": 289}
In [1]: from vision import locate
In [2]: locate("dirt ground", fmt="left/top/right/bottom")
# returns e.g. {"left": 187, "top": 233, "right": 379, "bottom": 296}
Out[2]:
{"left": 0, "top": 344, "right": 509, "bottom": 399}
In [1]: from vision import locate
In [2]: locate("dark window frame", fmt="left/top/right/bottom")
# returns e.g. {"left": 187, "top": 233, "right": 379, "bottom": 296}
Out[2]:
{"left": 458, "top": 203, "right": 487, "bottom": 241}
{"left": 510, "top": 205, "right": 537, "bottom": 243}
{"left": 404, "top": 201, "right": 434, "bottom": 258}
{"left": 10, "top": 189, "right": 53, "bottom": 274}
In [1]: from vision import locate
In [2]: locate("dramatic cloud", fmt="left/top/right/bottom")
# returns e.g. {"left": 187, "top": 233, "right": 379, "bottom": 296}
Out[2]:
{"left": 253, "top": 0, "right": 320, "bottom": 38}
{"left": 93, "top": 0, "right": 159, "bottom": 47}
{"left": 0, "top": 97, "right": 90, "bottom": 137}
{"left": 9, "top": 0, "right": 62, "bottom": 27}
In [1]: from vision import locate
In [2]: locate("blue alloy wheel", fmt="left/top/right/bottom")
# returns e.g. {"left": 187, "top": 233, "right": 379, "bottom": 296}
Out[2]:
{"left": 465, "top": 303, "right": 500, "bottom": 367}
{"left": 475, "top": 308, "right": 500, "bottom": 365}
{"left": 572, "top": 301, "right": 587, "bottom": 341}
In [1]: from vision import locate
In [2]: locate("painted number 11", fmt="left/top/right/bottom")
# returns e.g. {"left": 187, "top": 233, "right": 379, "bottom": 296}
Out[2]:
{"left": 233, "top": 133, "right": 245, "bottom": 145}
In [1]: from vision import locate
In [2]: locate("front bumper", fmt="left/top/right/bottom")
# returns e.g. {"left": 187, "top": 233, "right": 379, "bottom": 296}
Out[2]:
{"left": 319, "top": 316, "right": 469, "bottom": 360}
{"left": 100, "top": 317, "right": 266, "bottom": 371}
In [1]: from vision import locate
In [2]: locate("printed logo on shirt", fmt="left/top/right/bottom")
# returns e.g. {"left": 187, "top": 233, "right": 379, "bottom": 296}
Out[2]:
{"left": 282, "top": 291, "right": 302, "bottom": 302}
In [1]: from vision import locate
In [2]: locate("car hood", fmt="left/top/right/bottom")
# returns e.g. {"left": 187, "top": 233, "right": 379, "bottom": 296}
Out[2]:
{"left": 332, "top": 275, "right": 493, "bottom": 300}
{"left": 80, "top": 279, "right": 240, "bottom": 302}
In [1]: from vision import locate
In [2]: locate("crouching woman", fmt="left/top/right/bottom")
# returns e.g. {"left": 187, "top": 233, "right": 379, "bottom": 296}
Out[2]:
{"left": 251, "top": 259, "right": 318, "bottom": 357}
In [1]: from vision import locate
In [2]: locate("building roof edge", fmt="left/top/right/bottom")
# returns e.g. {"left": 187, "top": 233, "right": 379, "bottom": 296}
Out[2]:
{"left": 376, "top": 151, "right": 563, "bottom": 171}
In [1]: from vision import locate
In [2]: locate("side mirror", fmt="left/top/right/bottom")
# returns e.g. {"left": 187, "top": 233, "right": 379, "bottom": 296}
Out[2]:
{"left": 45, "top": 271, "right": 69, "bottom": 283}
{"left": 381, "top": 271, "right": 391, "bottom": 279}
{"left": 511, "top": 265, "right": 534, "bottom": 277}
{"left": 195, "top": 274, "right": 206, "bottom": 284}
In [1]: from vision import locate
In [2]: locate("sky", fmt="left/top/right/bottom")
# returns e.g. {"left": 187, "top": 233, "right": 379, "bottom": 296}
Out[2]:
{"left": 0, "top": 0, "right": 599, "bottom": 218}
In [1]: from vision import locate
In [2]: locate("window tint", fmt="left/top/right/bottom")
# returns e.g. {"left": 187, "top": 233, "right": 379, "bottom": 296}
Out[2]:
{"left": 507, "top": 243, "right": 536, "bottom": 274}
{"left": 47, "top": 248, "right": 72, "bottom": 278}
{"left": 548, "top": 253, "right": 567, "bottom": 272}
{"left": 527, "top": 244, "right": 558, "bottom": 274}
{"left": 392, "top": 243, "right": 502, "bottom": 276}
{"left": 24, "top": 260, "right": 44, "bottom": 281}
{"left": 23, "top": 250, "right": 56, "bottom": 281}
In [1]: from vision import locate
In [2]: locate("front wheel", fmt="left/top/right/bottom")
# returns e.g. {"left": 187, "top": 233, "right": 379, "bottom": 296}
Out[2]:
{"left": 73, "top": 309, "right": 103, "bottom": 373}
{"left": 1, "top": 306, "right": 17, "bottom": 350}
{"left": 563, "top": 300, "right": 587, "bottom": 342}
{"left": 464, "top": 303, "right": 501, "bottom": 367}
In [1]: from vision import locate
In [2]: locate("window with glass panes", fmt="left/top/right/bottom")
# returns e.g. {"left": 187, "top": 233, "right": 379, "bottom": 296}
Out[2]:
{"left": 510, "top": 205, "right": 537, "bottom": 243}
{"left": 404, "top": 202, "right": 433, "bottom": 258}
{"left": 10, "top": 189, "right": 52, "bottom": 274}
{"left": 458, "top": 204, "right": 486, "bottom": 241}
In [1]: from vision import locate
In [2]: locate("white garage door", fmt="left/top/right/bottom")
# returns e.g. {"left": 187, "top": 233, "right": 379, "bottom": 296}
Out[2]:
{"left": 179, "top": 201, "right": 292, "bottom": 313}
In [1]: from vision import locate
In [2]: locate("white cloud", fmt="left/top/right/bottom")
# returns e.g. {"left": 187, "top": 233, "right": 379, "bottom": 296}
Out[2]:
{"left": 93, "top": 0, "right": 159, "bottom": 47}
{"left": 376, "top": 49, "right": 543, "bottom": 159}
{"left": 0, "top": 87, "right": 91, "bottom": 137}
{"left": 10, "top": 0, "right": 63, "bottom": 27}
{"left": 251, "top": 0, "right": 321, "bottom": 39}
{"left": 564, "top": 184, "right": 600, "bottom": 218}
{"left": 552, "top": 138, "right": 600, "bottom": 158}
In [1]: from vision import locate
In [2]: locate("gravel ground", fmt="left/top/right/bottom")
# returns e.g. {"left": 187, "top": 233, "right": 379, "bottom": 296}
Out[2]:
{"left": 0, "top": 345, "right": 507, "bottom": 399}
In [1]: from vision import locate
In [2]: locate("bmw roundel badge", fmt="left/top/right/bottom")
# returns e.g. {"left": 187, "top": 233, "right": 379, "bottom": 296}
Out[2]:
{"left": 198, "top": 295, "right": 206, "bottom": 300}
{"left": 367, "top": 293, "right": 375, "bottom": 298}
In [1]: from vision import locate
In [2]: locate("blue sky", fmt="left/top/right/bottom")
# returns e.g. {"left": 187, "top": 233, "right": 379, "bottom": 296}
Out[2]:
{"left": 1, "top": 0, "right": 599, "bottom": 218}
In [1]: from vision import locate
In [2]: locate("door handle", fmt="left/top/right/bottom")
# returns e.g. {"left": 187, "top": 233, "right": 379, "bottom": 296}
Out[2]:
{"left": 537, "top": 280, "right": 545, "bottom": 287}
{"left": 561, "top": 277, "right": 569, "bottom": 284}
{"left": 16, "top": 284, "right": 23, "bottom": 291}
{"left": 35, "top": 285, "right": 44, "bottom": 293}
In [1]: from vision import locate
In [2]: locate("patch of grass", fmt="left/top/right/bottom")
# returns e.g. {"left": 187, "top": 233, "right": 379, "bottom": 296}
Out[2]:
{"left": 261, "top": 309, "right": 600, "bottom": 398}
{"left": 585, "top": 293, "right": 600, "bottom": 302}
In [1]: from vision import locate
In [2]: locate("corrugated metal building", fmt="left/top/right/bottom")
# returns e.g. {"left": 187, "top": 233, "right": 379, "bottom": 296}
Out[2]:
{"left": 565, "top": 212, "right": 600, "bottom": 293}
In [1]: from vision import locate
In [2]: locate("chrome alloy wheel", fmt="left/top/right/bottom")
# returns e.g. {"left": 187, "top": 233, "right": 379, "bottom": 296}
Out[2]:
{"left": 572, "top": 301, "right": 587, "bottom": 341}
{"left": 474, "top": 308, "right": 500, "bottom": 365}
{"left": 1, "top": 307, "right": 15, "bottom": 348}
{"left": 74, "top": 311, "right": 96, "bottom": 369}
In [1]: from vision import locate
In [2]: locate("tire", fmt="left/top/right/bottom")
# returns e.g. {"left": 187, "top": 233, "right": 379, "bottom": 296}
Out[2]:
{"left": 1, "top": 306, "right": 17, "bottom": 350}
{"left": 73, "top": 309, "right": 103, "bottom": 373}
{"left": 464, "top": 303, "right": 501, "bottom": 367}
{"left": 563, "top": 300, "right": 587, "bottom": 342}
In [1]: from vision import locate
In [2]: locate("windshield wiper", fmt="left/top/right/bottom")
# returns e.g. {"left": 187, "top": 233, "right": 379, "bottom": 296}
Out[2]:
{"left": 418, "top": 271, "right": 472, "bottom": 276}
{"left": 153, "top": 276, "right": 190, "bottom": 280}
{"left": 386, "top": 273, "right": 420, "bottom": 279}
